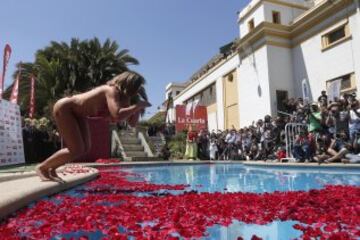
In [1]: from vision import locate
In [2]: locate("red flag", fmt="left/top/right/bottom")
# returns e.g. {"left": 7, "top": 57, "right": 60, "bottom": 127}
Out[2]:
{"left": 29, "top": 75, "right": 36, "bottom": 118}
{"left": 0, "top": 44, "right": 12, "bottom": 99}
{"left": 9, "top": 63, "right": 21, "bottom": 104}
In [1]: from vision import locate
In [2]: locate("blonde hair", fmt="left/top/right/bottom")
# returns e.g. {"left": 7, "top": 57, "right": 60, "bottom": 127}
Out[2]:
{"left": 107, "top": 71, "right": 145, "bottom": 98}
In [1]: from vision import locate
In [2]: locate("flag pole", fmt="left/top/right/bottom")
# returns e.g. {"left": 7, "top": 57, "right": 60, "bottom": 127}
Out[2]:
{"left": 0, "top": 44, "right": 12, "bottom": 99}
{"left": 9, "top": 62, "right": 22, "bottom": 104}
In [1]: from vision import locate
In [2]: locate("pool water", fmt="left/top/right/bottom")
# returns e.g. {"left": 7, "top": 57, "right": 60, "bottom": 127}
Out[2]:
{"left": 3, "top": 163, "right": 360, "bottom": 240}
{"left": 120, "top": 163, "right": 360, "bottom": 239}
{"left": 126, "top": 164, "right": 360, "bottom": 193}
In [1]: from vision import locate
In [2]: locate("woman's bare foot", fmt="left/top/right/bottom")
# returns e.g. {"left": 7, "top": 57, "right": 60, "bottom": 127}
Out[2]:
{"left": 35, "top": 166, "right": 52, "bottom": 181}
{"left": 49, "top": 168, "right": 65, "bottom": 183}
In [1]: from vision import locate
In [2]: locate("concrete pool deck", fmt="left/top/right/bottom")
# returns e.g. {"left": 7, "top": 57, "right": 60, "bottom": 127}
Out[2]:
{"left": 0, "top": 160, "right": 359, "bottom": 220}
{"left": 0, "top": 166, "right": 98, "bottom": 220}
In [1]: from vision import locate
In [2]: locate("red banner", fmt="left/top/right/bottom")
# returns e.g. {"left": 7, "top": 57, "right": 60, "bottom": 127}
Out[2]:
{"left": 175, "top": 105, "right": 207, "bottom": 132}
{"left": 9, "top": 64, "right": 21, "bottom": 104}
{"left": 29, "top": 75, "right": 36, "bottom": 118}
{"left": 0, "top": 44, "right": 12, "bottom": 99}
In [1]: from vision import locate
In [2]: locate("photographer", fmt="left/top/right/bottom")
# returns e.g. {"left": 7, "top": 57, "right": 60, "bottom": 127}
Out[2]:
{"left": 326, "top": 102, "right": 349, "bottom": 136}
{"left": 307, "top": 103, "right": 323, "bottom": 133}
{"left": 295, "top": 107, "right": 307, "bottom": 124}
{"left": 292, "top": 130, "right": 312, "bottom": 162}
{"left": 317, "top": 90, "right": 328, "bottom": 105}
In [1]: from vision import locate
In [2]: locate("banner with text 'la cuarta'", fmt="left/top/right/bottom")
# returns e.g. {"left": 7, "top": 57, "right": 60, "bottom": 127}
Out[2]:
{"left": 175, "top": 105, "right": 207, "bottom": 132}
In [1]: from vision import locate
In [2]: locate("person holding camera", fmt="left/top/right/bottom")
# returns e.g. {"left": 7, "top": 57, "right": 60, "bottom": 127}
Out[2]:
{"left": 292, "top": 130, "right": 312, "bottom": 162}
{"left": 326, "top": 101, "right": 349, "bottom": 136}
{"left": 308, "top": 103, "right": 323, "bottom": 133}
{"left": 317, "top": 90, "right": 328, "bottom": 105}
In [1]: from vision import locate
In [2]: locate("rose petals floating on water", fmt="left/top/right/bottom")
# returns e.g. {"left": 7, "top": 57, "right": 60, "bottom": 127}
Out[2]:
{"left": 0, "top": 167, "right": 359, "bottom": 239}
{"left": 95, "top": 159, "right": 120, "bottom": 164}
{"left": 62, "top": 165, "right": 92, "bottom": 175}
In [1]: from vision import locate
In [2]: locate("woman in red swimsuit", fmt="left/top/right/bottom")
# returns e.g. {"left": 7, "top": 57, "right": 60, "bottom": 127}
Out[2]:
{"left": 36, "top": 71, "right": 151, "bottom": 181}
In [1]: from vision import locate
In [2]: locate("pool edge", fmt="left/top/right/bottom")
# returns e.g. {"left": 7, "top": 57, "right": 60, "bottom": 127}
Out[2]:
{"left": 242, "top": 161, "right": 360, "bottom": 169}
{"left": 0, "top": 167, "right": 99, "bottom": 221}
{"left": 80, "top": 160, "right": 360, "bottom": 169}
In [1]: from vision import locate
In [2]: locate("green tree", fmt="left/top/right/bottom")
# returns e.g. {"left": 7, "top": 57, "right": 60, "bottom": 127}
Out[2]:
{"left": 3, "top": 37, "right": 145, "bottom": 118}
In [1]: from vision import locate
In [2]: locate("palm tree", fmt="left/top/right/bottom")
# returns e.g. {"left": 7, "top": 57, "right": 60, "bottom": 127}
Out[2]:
{"left": 3, "top": 37, "right": 145, "bottom": 118}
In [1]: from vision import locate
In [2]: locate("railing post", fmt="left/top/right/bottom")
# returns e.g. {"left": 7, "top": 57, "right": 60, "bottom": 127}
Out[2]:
{"left": 283, "top": 123, "right": 308, "bottom": 162}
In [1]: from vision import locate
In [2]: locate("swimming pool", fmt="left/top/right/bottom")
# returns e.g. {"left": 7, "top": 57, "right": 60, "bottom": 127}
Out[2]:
{"left": 1, "top": 163, "right": 359, "bottom": 240}
{"left": 125, "top": 163, "right": 360, "bottom": 193}
{"left": 124, "top": 164, "right": 360, "bottom": 239}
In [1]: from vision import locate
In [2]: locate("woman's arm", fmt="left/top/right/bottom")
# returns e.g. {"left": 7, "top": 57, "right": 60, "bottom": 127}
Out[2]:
{"left": 105, "top": 87, "right": 125, "bottom": 119}
{"left": 117, "top": 104, "right": 143, "bottom": 121}
{"left": 106, "top": 86, "right": 150, "bottom": 121}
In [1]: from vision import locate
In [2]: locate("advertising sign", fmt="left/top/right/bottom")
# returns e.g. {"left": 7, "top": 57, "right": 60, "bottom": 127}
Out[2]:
{"left": 175, "top": 105, "right": 207, "bottom": 132}
{"left": 0, "top": 99, "right": 25, "bottom": 166}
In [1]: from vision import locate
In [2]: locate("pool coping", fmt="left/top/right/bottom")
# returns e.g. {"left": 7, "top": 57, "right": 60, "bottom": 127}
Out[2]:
{"left": 242, "top": 161, "right": 360, "bottom": 169}
{"left": 81, "top": 160, "right": 217, "bottom": 167}
{"left": 1, "top": 160, "right": 358, "bottom": 180}
{"left": 0, "top": 167, "right": 99, "bottom": 221}
{"left": 81, "top": 160, "right": 360, "bottom": 169}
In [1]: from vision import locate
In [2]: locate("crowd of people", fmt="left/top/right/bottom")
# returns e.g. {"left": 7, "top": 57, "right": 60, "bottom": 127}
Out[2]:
{"left": 23, "top": 90, "right": 360, "bottom": 164}
{"left": 186, "top": 91, "right": 360, "bottom": 164}
{"left": 22, "top": 117, "right": 61, "bottom": 163}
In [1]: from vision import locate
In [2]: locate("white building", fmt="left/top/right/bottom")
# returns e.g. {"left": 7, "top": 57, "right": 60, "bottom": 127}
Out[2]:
{"left": 164, "top": 83, "right": 186, "bottom": 123}
{"left": 166, "top": 0, "right": 360, "bottom": 130}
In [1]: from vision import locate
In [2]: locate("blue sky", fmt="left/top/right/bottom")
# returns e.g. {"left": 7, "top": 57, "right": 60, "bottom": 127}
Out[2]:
{"left": 0, "top": 0, "right": 249, "bottom": 118}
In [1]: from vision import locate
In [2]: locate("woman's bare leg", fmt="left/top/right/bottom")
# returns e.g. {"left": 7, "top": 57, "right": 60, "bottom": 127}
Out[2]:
{"left": 37, "top": 148, "right": 74, "bottom": 181}
{"left": 37, "top": 100, "right": 86, "bottom": 181}
{"left": 77, "top": 117, "right": 91, "bottom": 153}
{"left": 325, "top": 149, "right": 348, "bottom": 163}
{"left": 49, "top": 117, "right": 91, "bottom": 179}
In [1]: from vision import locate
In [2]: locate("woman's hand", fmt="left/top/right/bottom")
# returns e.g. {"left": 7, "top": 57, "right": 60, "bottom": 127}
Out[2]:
{"left": 115, "top": 101, "right": 151, "bottom": 122}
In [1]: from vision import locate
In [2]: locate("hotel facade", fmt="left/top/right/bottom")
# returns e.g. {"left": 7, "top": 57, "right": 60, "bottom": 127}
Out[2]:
{"left": 165, "top": 0, "right": 360, "bottom": 130}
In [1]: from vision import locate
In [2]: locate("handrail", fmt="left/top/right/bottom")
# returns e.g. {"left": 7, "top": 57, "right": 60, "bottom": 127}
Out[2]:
{"left": 111, "top": 129, "right": 126, "bottom": 159}
{"left": 138, "top": 131, "right": 154, "bottom": 157}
